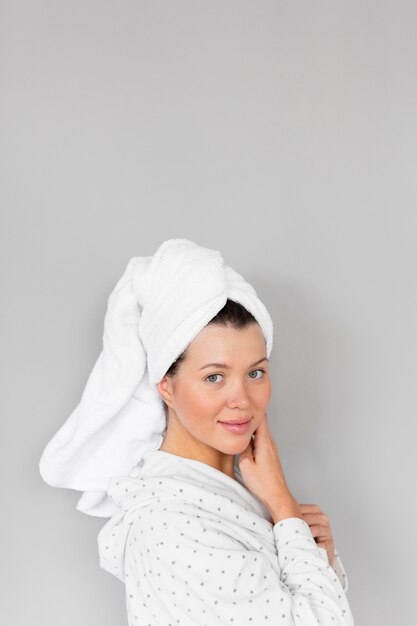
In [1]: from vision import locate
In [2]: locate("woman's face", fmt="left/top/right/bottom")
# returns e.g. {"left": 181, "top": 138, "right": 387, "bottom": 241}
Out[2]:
{"left": 157, "top": 322, "right": 271, "bottom": 457}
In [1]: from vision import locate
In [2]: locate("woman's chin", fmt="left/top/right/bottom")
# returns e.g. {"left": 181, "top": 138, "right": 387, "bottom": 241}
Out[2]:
{"left": 216, "top": 436, "right": 252, "bottom": 456}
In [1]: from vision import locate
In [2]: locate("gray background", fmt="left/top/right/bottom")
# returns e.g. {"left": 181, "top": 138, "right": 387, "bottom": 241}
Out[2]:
{"left": 1, "top": 1, "right": 416, "bottom": 624}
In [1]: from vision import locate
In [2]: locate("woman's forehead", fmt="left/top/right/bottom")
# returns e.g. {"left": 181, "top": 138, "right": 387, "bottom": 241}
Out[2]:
{"left": 186, "top": 324, "right": 267, "bottom": 362}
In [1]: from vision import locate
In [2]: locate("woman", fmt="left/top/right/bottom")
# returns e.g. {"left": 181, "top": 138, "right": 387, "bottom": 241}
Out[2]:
{"left": 98, "top": 301, "right": 354, "bottom": 625}
{"left": 40, "top": 239, "right": 354, "bottom": 625}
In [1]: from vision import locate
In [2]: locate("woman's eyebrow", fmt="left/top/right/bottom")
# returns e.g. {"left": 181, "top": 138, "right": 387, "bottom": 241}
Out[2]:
{"left": 199, "top": 356, "right": 269, "bottom": 370}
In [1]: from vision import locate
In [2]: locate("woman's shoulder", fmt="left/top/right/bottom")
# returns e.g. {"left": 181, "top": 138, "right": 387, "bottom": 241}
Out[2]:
{"left": 128, "top": 497, "right": 243, "bottom": 551}
{"left": 129, "top": 499, "right": 201, "bottom": 541}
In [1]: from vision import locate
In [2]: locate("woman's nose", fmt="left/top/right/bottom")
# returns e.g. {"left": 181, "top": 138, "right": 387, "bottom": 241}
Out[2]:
{"left": 226, "top": 391, "right": 250, "bottom": 411}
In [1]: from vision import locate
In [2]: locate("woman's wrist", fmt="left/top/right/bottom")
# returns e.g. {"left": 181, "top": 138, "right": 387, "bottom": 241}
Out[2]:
{"left": 268, "top": 496, "right": 303, "bottom": 524}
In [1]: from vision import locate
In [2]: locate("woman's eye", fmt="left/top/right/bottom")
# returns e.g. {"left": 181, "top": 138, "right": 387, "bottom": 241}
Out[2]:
{"left": 248, "top": 368, "right": 265, "bottom": 379}
{"left": 206, "top": 373, "right": 223, "bottom": 384}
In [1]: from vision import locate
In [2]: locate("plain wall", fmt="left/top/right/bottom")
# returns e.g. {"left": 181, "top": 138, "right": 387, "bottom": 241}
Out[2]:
{"left": 1, "top": 1, "right": 416, "bottom": 624}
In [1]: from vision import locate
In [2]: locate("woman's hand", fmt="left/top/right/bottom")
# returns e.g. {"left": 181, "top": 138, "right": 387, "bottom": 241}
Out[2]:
{"left": 238, "top": 412, "right": 302, "bottom": 520}
{"left": 298, "top": 503, "right": 336, "bottom": 567}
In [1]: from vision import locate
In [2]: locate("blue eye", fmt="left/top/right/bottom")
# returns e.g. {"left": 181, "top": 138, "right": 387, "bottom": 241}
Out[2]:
{"left": 205, "top": 369, "right": 266, "bottom": 384}
{"left": 206, "top": 373, "right": 222, "bottom": 384}
{"left": 248, "top": 368, "right": 265, "bottom": 379}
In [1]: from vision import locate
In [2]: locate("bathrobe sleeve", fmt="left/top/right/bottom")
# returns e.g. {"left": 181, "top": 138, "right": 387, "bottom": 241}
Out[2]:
{"left": 265, "top": 516, "right": 349, "bottom": 593}
{"left": 127, "top": 507, "right": 354, "bottom": 626}
{"left": 328, "top": 548, "right": 349, "bottom": 592}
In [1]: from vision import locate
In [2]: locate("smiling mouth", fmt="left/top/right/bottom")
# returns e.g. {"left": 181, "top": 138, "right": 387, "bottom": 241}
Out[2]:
{"left": 218, "top": 419, "right": 252, "bottom": 434}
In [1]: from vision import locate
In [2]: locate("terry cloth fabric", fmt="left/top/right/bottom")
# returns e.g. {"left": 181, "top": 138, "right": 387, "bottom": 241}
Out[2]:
{"left": 38, "top": 238, "right": 274, "bottom": 517}
{"left": 97, "top": 449, "right": 354, "bottom": 625}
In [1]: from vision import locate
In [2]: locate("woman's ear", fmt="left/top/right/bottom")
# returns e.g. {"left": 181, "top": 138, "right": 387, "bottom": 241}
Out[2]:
{"left": 157, "top": 376, "right": 174, "bottom": 409}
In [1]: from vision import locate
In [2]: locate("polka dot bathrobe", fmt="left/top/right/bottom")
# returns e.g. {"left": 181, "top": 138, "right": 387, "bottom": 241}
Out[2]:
{"left": 98, "top": 450, "right": 354, "bottom": 626}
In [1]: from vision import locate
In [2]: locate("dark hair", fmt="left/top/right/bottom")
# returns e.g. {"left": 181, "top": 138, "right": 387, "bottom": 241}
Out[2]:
{"left": 161, "top": 298, "right": 258, "bottom": 408}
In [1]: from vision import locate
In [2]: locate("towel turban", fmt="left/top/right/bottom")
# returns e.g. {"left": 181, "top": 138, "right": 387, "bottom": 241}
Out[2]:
{"left": 39, "top": 238, "right": 274, "bottom": 517}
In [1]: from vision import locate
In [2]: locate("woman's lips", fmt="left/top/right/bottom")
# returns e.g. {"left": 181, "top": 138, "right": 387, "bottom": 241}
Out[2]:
{"left": 218, "top": 419, "right": 251, "bottom": 434}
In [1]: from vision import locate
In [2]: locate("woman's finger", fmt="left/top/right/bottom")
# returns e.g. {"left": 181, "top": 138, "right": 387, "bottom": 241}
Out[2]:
{"left": 306, "top": 524, "right": 330, "bottom": 540}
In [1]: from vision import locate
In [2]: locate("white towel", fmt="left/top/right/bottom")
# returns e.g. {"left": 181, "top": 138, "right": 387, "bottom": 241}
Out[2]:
{"left": 38, "top": 238, "right": 273, "bottom": 517}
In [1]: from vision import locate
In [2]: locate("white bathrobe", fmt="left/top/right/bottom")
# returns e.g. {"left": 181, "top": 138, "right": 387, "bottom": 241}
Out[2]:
{"left": 98, "top": 449, "right": 354, "bottom": 625}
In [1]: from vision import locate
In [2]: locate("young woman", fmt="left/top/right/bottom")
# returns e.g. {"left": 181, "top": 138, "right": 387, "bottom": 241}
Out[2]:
{"left": 39, "top": 238, "right": 354, "bottom": 625}
{"left": 98, "top": 298, "right": 354, "bottom": 625}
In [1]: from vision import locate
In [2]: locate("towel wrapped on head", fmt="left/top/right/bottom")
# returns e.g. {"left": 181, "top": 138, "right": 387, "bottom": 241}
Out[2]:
{"left": 39, "top": 238, "right": 274, "bottom": 517}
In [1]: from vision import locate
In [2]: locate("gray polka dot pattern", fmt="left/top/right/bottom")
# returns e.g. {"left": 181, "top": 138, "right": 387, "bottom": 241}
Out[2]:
{"left": 98, "top": 450, "right": 354, "bottom": 625}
